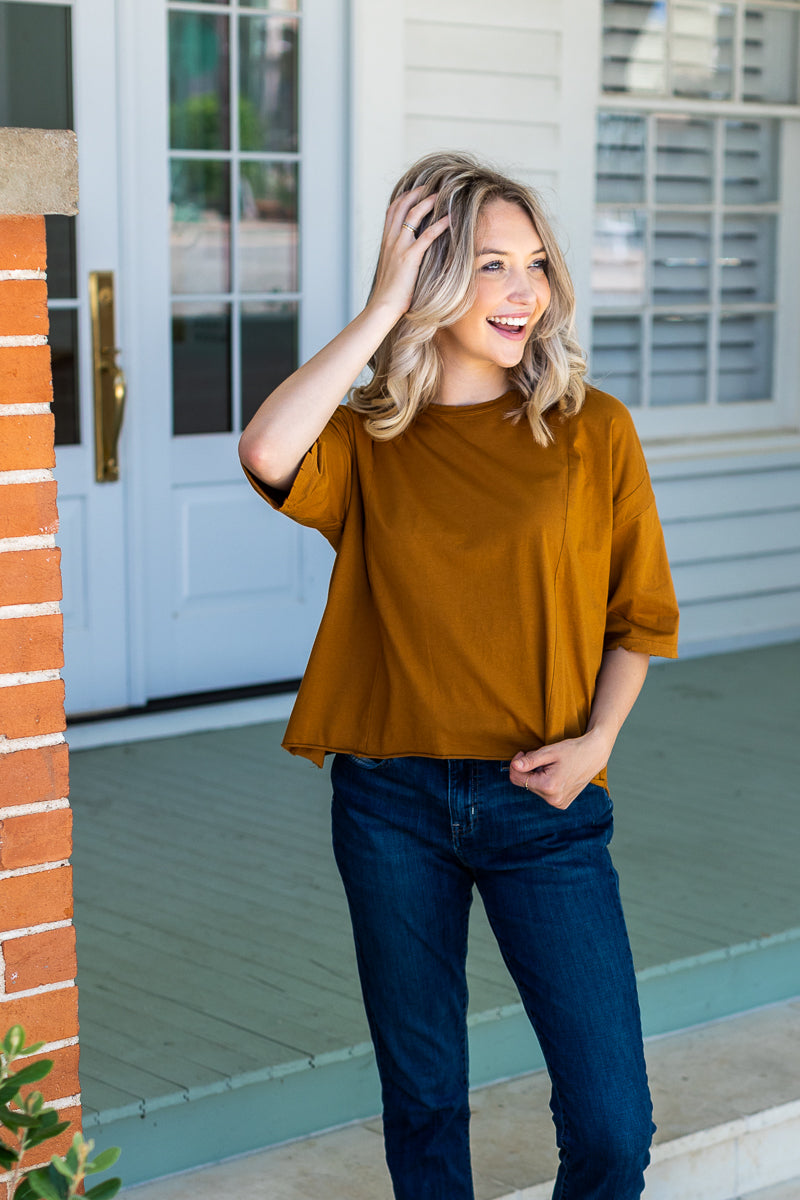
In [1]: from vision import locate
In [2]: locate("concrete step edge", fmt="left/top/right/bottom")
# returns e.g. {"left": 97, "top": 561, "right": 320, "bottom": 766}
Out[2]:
{"left": 491, "top": 1099, "right": 800, "bottom": 1200}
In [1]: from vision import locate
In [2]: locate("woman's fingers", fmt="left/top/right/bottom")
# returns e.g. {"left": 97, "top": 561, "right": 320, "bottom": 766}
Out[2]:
{"left": 371, "top": 192, "right": 449, "bottom": 314}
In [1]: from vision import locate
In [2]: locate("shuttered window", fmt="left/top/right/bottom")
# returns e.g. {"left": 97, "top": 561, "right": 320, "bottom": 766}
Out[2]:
{"left": 592, "top": 0, "right": 799, "bottom": 435}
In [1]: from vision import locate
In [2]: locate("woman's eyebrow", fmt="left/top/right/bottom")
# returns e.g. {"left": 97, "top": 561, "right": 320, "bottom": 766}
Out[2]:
{"left": 477, "top": 245, "right": 547, "bottom": 257}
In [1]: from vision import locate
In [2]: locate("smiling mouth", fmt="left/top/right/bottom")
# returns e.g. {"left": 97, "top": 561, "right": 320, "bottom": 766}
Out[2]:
{"left": 487, "top": 316, "right": 529, "bottom": 338}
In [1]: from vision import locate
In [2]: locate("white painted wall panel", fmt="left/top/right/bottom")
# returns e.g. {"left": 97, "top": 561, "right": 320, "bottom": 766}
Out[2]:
{"left": 655, "top": 467, "right": 800, "bottom": 521}
{"left": 404, "top": 116, "right": 560, "bottom": 179}
{"left": 675, "top": 590, "right": 800, "bottom": 650}
{"left": 406, "top": 21, "right": 560, "bottom": 72}
{"left": 405, "top": 69, "right": 559, "bottom": 121}
{"left": 654, "top": 463, "right": 800, "bottom": 653}
{"left": 664, "top": 509, "right": 800, "bottom": 564}
{"left": 405, "top": 0, "right": 563, "bottom": 27}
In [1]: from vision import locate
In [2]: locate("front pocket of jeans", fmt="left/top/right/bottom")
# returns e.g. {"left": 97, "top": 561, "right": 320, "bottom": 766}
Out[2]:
{"left": 346, "top": 754, "right": 387, "bottom": 770}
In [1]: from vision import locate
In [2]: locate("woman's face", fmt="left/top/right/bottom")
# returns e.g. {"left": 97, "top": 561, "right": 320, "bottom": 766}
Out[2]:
{"left": 436, "top": 198, "right": 551, "bottom": 387}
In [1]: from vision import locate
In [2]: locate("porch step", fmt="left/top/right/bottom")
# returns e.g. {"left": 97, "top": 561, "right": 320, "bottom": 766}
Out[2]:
{"left": 120, "top": 998, "right": 800, "bottom": 1199}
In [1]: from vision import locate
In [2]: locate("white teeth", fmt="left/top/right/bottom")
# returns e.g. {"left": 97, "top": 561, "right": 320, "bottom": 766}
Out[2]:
{"left": 489, "top": 316, "right": 527, "bottom": 327}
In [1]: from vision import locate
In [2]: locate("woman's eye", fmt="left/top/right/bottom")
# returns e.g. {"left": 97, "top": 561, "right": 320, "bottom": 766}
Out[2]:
{"left": 530, "top": 258, "right": 547, "bottom": 272}
{"left": 481, "top": 260, "right": 504, "bottom": 273}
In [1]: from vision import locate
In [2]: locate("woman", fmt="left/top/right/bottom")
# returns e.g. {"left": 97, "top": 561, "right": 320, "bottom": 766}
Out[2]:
{"left": 239, "top": 152, "right": 679, "bottom": 1200}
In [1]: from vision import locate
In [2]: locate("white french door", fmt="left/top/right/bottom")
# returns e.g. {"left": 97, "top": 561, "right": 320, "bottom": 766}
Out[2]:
{"left": 121, "top": 0, "right": 346, "bottom": 705}
{"left": 4, "top": 0, "right": 347, "bottom": 715}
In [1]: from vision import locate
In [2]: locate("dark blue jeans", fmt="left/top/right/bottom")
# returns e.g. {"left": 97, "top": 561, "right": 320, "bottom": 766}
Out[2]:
{"left": 331, "top": 754, "right": 653, "bottom": 1200}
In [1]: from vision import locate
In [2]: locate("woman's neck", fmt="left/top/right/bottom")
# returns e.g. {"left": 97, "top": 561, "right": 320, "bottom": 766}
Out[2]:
{"left": 435, "top": 361, "right": 510, "bottom": 408}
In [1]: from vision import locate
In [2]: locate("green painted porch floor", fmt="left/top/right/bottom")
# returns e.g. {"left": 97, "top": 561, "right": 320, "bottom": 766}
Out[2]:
{"left": 68, "top": 641, "right": 800, "bottom": 1182}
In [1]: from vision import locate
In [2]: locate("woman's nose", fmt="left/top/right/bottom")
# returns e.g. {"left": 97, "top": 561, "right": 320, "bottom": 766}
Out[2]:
{"left": 507, "top": 269, "right": 537, "bottom": 300}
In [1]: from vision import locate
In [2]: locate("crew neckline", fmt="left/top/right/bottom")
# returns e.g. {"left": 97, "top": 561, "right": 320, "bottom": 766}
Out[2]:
{"left": 426, "top": 389, "right": 518, "bottom": 416}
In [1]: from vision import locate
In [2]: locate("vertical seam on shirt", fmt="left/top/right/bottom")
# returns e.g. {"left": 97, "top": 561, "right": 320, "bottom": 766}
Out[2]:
{"left": 545, "top": 421, "right": 572, "bottom": 718}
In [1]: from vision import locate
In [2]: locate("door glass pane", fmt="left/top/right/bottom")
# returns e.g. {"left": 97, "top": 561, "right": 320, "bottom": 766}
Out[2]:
{"left": 671, "top": 3, "right": 734, "bottom": 99}
{"left": 652, "top": 213, "right": 711, "bottom": 305}
{"left": 169, "top": 10, "right": 230, "bottom": 151}
{"left": 0, "top": 2, "right": 79, "bottom": 446}
{"left": 239, "top": 162, "right": 298, "bottom": 293}
{"left": 724, "top": 119, "right": 779, "bottom": 205}
{"left": 591, "top": 316, "right": 643, "bottom": 407}
{"left": 742, "top": 7, "right": 799, "bottom": 103}
{"left": 172, "top": 303, "right": 232, "bottom": 435}
{"left": 654, "top": 116, "right": 714, "bottom": 205}
{"left": 49, "top": 309, "right": 80, "bottom": 445}
{"left": 168, "top": 1, "right": 301, "bottom": 436}
{"left": 241, "top": 301, "right": 298, "bottom": 426}
{"left": 170, "top": 160, "right": 231, "bottom": 295}
{"left": 651, "top": 315, "right": 708, "bottom": 405}
{"left": 596, "top": 113, "right": 647, "bottom": 204}
{"left": 592, "top": 211, "right": 647, "bottom": 307}
{"left": 718, "top": 313, "right": 773, "bottom": 402}
{"left": 0, "top": 2, "right": 72, "bottom": 127}
{"left": 719, "top": 216, "right": 775, "bottom": 305}
{"left": 239, "top": 14, "right": 298, "bottom": 152}
{"left": 45, "top": 215, "right": 77, "bottom": 300}
{"left": 601, "top": 0, "right": 667, "bottom": 94}
{"left": 240, "top": 0, "right": 299, "bottom": 9}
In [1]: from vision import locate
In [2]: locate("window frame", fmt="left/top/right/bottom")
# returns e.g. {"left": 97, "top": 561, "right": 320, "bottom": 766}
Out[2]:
{"left": 592, "top": 1, "right": 800, "bottom": 443}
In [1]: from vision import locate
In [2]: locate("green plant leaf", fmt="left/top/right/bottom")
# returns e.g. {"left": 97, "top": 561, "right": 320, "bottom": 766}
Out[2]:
{"left": 18, "top": 1168, "right": 63, "bottom": 1200}
{"left": 24, "top": 1120, "right": 70, "bottom": 1150}
{"left": 10, "top": 1061, "right": 53, "bottom": 1089}
{"left": 0, "top": 1142, "right": 20, "bottom": 1167}
{"left": 0, "top": 1104, "right": 41, "bottom": 1129}
{"left": 84, "top": 1179, "right": 122, "bottom": 1200}
{"left": 13, "top": 1178, "right": 37, "bottom": 1200}
{"left": 0, "top": 1081, "right": 22, "bottom": 1104}
{"left": 3, "top": 1026, "right": 26, "bottom": 1057}
{"left": 88, "top": 1146, "right": 121, "bottom": 1173}
{"left": 50, "top": 1154, "right": 73, "bottom": 1177}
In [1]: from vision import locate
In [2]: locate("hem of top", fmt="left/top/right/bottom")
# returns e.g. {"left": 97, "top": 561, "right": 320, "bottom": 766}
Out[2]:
{"left": 283, "top": 742, "right": 608, "bottom": 789}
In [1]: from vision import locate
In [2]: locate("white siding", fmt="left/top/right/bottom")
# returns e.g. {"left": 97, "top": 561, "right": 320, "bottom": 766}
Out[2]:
{"left": 403, "top": 3, "right": 565, "bottom": 195}
{"left": 654, "top": 458, "right": 800, "bottom": 654}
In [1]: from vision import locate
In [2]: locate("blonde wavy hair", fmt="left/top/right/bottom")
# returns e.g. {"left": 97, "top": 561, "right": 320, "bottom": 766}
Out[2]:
{"left": 349, "top": 152, "right": 587, "bottom": 446}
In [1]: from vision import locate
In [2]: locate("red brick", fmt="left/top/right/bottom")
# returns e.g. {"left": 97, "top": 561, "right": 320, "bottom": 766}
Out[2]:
{"left": 0, "top": 985, "right": 78, "bottom": 1045}
{"left": 11, "top": 1043, "right": 80, "bottom": 1106}
{"left": 0, "top": 548, "right": 62, "bottom": 606}
{"left": 0, "top": 744, "right": 69, "bottom": 807}
{"left": 0, "top": 345, "right": 54, "bottom": 406}
{"left": 0, "top": 280, "right": 49, "bottom": 338}
{"left": 0, "top": 866, "right": 73, "bottom": 930}
{"left": 2, "top": 925, "right": 76, "bottom": 992}
{"left": 0, "top": 481, "right": 59, "bottom": 539}
{"left": 0, "top": 680, "right": 66, "bottom": 741}
{"left": 0, "top": 613, "right": 64, "bottom": 672}
{"left": 0, "top": 808, "right": 72, "bottom": 870}
{"left": 0, "top": 414, "right": 55, "bottom": 471}
{"left": 16, "top": 1105, "right": 82, "bottom": 1171}
{"left": 0, "top": 216, "right": 46, "bottom": 272}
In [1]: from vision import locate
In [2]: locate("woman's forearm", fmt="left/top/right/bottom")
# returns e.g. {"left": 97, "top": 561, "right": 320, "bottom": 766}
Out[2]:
{"left": 585, "top": 647, "right": 650, "bottom": 758}
{"left": 238, "top": 301, "right": 400, "bottom": 492}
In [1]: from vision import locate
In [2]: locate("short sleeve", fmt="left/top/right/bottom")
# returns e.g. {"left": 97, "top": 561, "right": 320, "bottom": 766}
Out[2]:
{"left": 243, "top": 405, "right": 356, "bottom": 545}
{"left": 604, "top": 407, "right": 680, "bottom": 658}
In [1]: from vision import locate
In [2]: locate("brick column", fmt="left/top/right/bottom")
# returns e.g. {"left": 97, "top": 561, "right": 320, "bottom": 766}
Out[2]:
{"left": 0, "top": 128, "right": 81, "bottom": 1190}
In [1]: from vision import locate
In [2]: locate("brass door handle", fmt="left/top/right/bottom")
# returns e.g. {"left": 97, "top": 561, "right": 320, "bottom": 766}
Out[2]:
{"left": 89, "top": 270, "right": 126, "bottom": 482}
